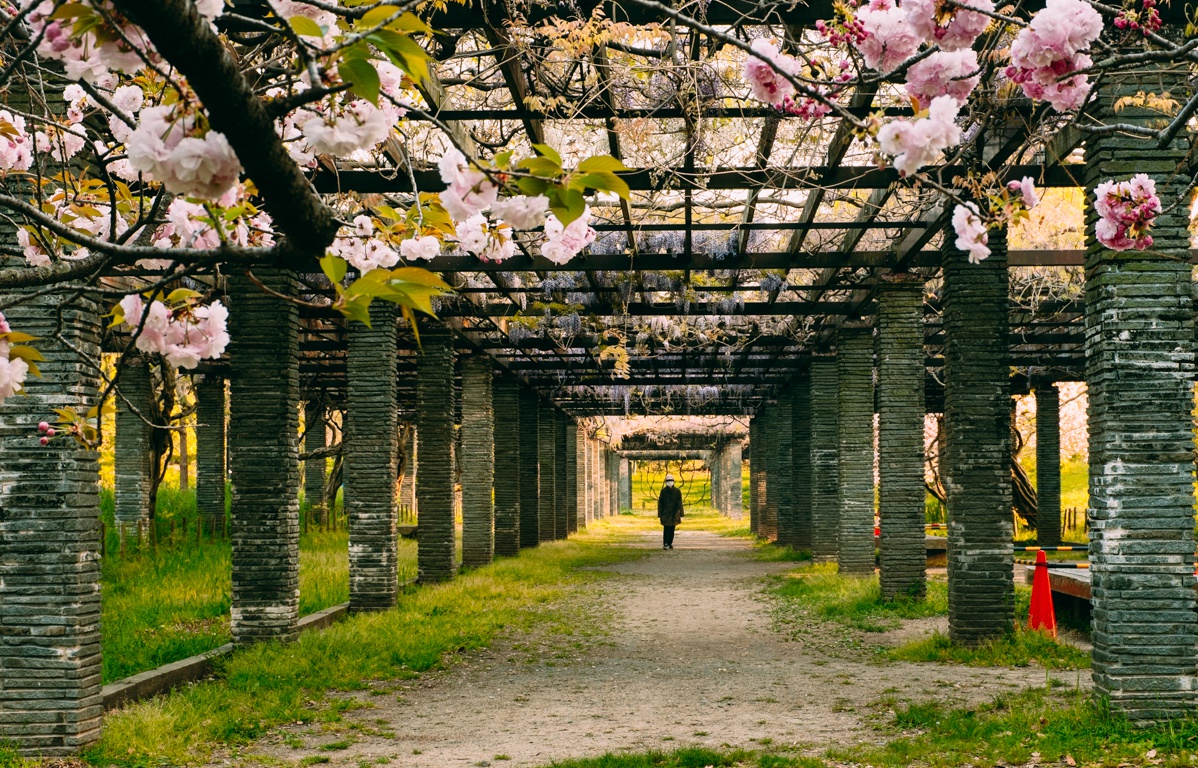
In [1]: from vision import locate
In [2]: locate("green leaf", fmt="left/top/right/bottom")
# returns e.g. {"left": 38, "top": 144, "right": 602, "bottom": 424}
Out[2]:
{"left": 321, "top": 254, "right": 348, "bottom": 284}
{"left": 367, "top": 30, "right": 430, "bottom": 84}
{"left": 341, "top": 296, "right": 374, "bottom": 327}
{"left": 359, "top": 4, "right": 401, "bottom": 27}
{"left": 518, "top": 156, "right": 562, "bottom": 178}
{"left": 338, "top": 58, "right": 381, "bottom": 104}
{"left": 494, "top": 150, "right": 513, "bottom": 169}
{"left": 531, "top": 143, "right": 562, "bottom": 166}
{"left": 387, "top": 11, "right": 435, "bottom": 35}
{"left": 516, "top": 176, "right": 550, "bottom": 197}
{"left": 578, "top": 155, "right": 628, "bottom": 173}
{"left": 548, "top": 187, "right": 586, "bottom": 225}
{"left": 574, "top": 171, "right": 630, "bottom": 200}
{"left": 288, "top": 16, "right": 325, "bottom": 37}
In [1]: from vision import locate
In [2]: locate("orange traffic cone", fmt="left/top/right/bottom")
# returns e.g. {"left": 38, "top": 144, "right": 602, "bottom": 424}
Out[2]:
{"left": 1028, "top": 549, "right": 1057, "bottom": 637}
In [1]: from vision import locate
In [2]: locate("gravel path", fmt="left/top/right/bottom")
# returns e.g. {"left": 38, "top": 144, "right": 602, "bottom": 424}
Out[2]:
{"left": 245, "top": 527, "right": 1067, "bottom": 768}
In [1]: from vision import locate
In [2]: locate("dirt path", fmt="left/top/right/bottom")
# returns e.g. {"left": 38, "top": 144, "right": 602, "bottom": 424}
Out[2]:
{"left": 248, "top": 528, "right": 1070, "bottom": 768}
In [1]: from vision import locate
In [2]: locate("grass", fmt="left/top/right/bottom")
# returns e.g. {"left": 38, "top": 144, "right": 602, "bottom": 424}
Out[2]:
{"left": 87, "top": 534, "right": 644, "bottom": 767}
{"left": 542, "top": 747, "right": 824, "bottom": 768}
{"left": 890, "top": 628, "right": 1090, "bottom": 670}
{"left": 772, "top": 564, "right": 948, "bottom": 633}
{"left": 832, "top": 686, "right": 1198, "bottom": 768}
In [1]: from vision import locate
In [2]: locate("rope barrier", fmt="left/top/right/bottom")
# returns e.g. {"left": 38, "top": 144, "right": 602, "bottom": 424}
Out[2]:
{"left": 1015, "top": 559, "right": 1090, "bottom": 568}
{"left": 1013, "top": 545, "right": 1088, "bottom": 551}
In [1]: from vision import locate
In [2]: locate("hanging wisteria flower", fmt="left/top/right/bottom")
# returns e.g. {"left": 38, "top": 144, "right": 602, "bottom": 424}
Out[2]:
{"left": 905, "top": 50, "right": 980, "bottom": 109}
{"left": 854, "top": 0, "right": 921, "bottom": 73}
{"left": 1094, "top": 174, "right": 1160, "bottom": 251}
{"left": 126, "top": 104, "right": 243, "bottom": 200}
{"left": 1005, "top": 0, "right": 1102, "bottom": 111}
{"left": 743, "top": 38, "right": 797, "bottom": 106}
{"left": 0, "top": 111, "right": 34, "bottom": 172}
{"left": 904, "top": 0, "right": 994, "bottom": 51}
{"left": 542, "top": 207, "right": 598, "bottom": 265}
{"left": 328, "top": 216, "right": 400, "bottom": 272}
{"left": 438, "top": 148, "right": 499, "bottom": 222}
{"left": 491, "top": 195, "right": 551, "bottom": 229}
{"left": 876, "top": 95, "right": 961, "bottom": 177}
{"left": 951, "top": 202, "right": 990, "bottom": 263}
{"left": 1008, "top": 176, "right": 1040, "bottom": 209}
{"left": 299, "top": 100, "right": 392, "bottom": 157}
{"left": 116, "top": 294, "right": 231, "bottom": 370}
{"left": 400, "top": 235, "right": 442, "bottom": 261}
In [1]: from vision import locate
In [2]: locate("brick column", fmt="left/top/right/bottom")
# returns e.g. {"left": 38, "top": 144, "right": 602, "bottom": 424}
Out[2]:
{"left": 726, "top": 440, "right": 744, "bottom": 519}
{"left": 493, "top": 374, "right": 521, "bottom": 556}
{"left": 195, "top": 375, "right": 227, "bottom": 532}
{"left": 518, "top": 388, "right": 540, "bottom": 547}
{"left": 227, "top": 270, "right": 300, "bottom": 643}
{"left": 749, "top": 416, "right": 760, "bottom": 535}
{"left": 810, "top": 357, "right": 839, "bottom": 562}
{"left": 606, "top": 450, "right": 617, "bottom": 517}
{"left": 1085, "top": 62, "right": 1197, "bottom": 719}
{"left": 774, "top": 393, "right": 797, "bottom": 546}
{"left": 554, "top": 411, "right": 568, "bottom": 539}
{"left": 1034, "top": 384, "right": 1062, "bottom": 548}
{"left": 461, "top": 356, "right": 495, "bottom": 567}
{"left": 565, "top": 419, "right": 579, "bottom": 535}
{"left": 943, "top": 224, "right": 1013, "bottom": 644}
{"left": 416, "top": 324, "right": 457, "bottom": 583}
{"left": 0, "top": 294, "right": 103, "bottom": 754}
{"left": 113, "top": 356, "right": 152, "bottom": 538}
{"left": 345, "top": 302, "right": 400, "bottom": 609}
{"left": 761, "top": 405, "right": 779, "bottom": 540}
{"left": 877, "top": 276, "right": 927, "bottom": 599}
{"left": 837, "top": 325, "right": 875, "bottom": 575}
{"left": 303, "top": 400, "right": 327, "bottom": 515}
{"left": 792, "top": 375, "right": 813, "bottom": 549}
{"left": 537, "top": 401, "right": 556, "bottom": 541}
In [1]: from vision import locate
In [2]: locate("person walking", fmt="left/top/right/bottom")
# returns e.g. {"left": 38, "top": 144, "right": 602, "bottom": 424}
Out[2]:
{"left": 657, "top": 473, "right": 684, "bottom": 550}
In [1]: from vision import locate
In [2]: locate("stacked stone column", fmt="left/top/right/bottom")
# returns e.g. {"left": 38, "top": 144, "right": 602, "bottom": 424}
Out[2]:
{"left": 493, "top": 375, "right": 521, "bottom": 556}
{"left": 618, "top": 457, "right": 632, "bottom": 511}
{"left": 792, "top": 375, "right": 813, "bottom": 549}
{"left": 1085, "top": 63, "right": 1197, "bottom": 719}
{"left": 1034, "top": 384, "right": 1062, "bottom": 548}
{"left": 554, "top": 412, "right": 568, "bottom": 539}
{"left": 518, "top": 388, "right": 540, "bottom": 547}
{"left": 749, "top": 417, "right": 760, "bottom": 535}
{"left": 773, "top": 394, "right": 797, "bottom": 546}
{"left": 114, "top": 356, "right": 153, "bottom": 539}
{"left": 460, "top": 356, "right": 495, "bottom": 567}
{"left": 837, "top": 325, "right": 875, "bottom": 575}
{"left": 943, "top": 224, "right": 1013, "bottom": 644}
{"left": 538, "top": 401, "right": 557, "bottom": 541}
{"left": 760, "top": 405, "right": 778, "bottom": 540}
{"left": 565, "top": 418, "right": 578, "bottom": 535}
{"left": 574, "top": 424, "right": 587, "bottom": 531}
{"left": 227, "top": 270, "right": 301, "bottom": 643}
{"left": 195, "top": 375, "right": 227, "bottom": 532}
{"left": 877, "top": 276, "right": 927, "bottom": 599}
{"left": 710, "top": 450, "right": 722, "bottom": 513}
{"left": 809, "top": 357, "right": 840, "bottom": 562}
{"left": 416, "top": 324, "right": 457, "bottom": 583}
{"left": 0, "top": 294, "right": 103, "bottom": 754}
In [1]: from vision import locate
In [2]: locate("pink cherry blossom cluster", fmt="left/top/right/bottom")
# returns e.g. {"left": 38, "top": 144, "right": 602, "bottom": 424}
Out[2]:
{"left": 816, "top": 12, "right": 867, "bottom": 47}
{"left": 1114, "top": 0, "right": 1161, "bottom": 33}
{"left": 0, "top": 312, "right": 30, "bottom": 403}
{"left": 742, "top": 38, "right": 800, "bottom": 108}
{"left": 1094, "top": 174, "right": 1161, "bottom": 251}
{"left": 455, "top": 215, "right": 516, "bottom": 262}
{"left": 118, "top": 294, "right": 230, "bottom": 370}
{"left": 904, "top": 0, "right": 993, "bottom": 51}
{"left": 877, "top": 95, "right": 962, "bottom": 176}
{"left": 24, "top": 0, "right": 158, "bottom": 82}
{"left": 1008, "top": 176, "right": 1040, "bottom": 210}
{"left": 298, "top": 99, "right": 393, "bottom": 158}
{"left": 438, "top": 148, "right": 500, "bottom": 221}
{"left": 152, "top": 188, "right": 276, "bottom": 256}
{"left": 126, "top": 104, "right": 243, "bottom": 201}
{"left": 400, "top": 235, "right": 441, "bottom": 261}
{"left": 852, "top": 0, "right": 992, "bottom": 73}
{"left": 951, "top": 202, "right": 990, "bottom": 263}
{"left": 542, "top": 207, "right": 598, "bottom": 265}
{"left": 0, "top": 110, "right": 33, "bottom": 172}
{"left": 329, "top": 216, "right": 401, "bottom": 273}
{"left": 1005, "top": 0, "right": 1103, "bottom": 111}
{"left": 905, "top": 50, "right": 980, "bottom": 109}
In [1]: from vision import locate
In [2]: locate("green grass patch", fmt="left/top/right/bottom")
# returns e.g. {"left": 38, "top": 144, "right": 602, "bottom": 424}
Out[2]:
{"left": 833, "top": 687, "right": 1198, "bottom": 768}
{"left": 88, "top": 538, "right": 643, "bottom": 767}
{"left": 543, "top": 747, "right": 824, "bottom": 768}
{"left": 752, "top": 544, "right": 813, "bottom": 563}
{"left": 772, "top": 564, "right": 947, "bottom": 632}
{"left": 888, "top": 628, "right": 1090, "bottom": 670}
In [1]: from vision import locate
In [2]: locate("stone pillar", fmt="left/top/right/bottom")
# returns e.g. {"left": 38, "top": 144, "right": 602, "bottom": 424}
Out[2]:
{"left": 518, "top": 388, "right": 540, "bottom": 547}
{"left": 0, "top": 294, "right": 103, "bottom": 754}
{"left": 195, "top": 375, "right": 227, "bottom": 531}
{"left": 1034, "top": 384, "right": 1062, "bottom": 548}
{"left": 574, "top": 424, "right": 587, "bottom": 531}
{"left": 345, "top": 302, "right": 400, "bottom": 609}
{"left": 227, "top": 270, "right": 301, "bottom": 643}
{"left": 837, "top": 324, "right": 875, "bottom": 576}
{"left": 773, "top": 393, "right": 797, "bottom": 547}
{"left": 565, "top": 418, "right": 578, "bottom": 535}
{"left": 554, "top": 411, "right": 568, "bottom": 539}
{"left": 1085, "top": 62, "right": 1197, "bottom": 719}
{"left": 749, "top": 417, "right": 760, "bottom": 535}
{"left": 493, "top": 375, "right": 521, "bottom": 556}
{"left": 618, "top": 457, "right": 632, "bottom": 511}
{"left": 792, "top": 375, "right": 813, "bottom": 549}
{"left": 810, "top": 357, "right": 839, "bottom": 562}
{"left": 461, "top": 356, "right": 495, "bottom": 567}
{"left": 114, "top": 356, "right": 153, "bottom": 538}
{"left": 303, "top": 400, "right": 327, "bottom": 514}
{"left": 709, "top": 450, "right": 722, "bottom": 513}
{"left": 416, "top": 324, "right": 457, "bottom": 583}
{"left": 726, "top": 441, "right": 744, "bottom": 519}
{"left": 537, "top": 401, "right": 556, "bottom": 542}
{"left": 398, "top": 425, "right": 416, "bottom": 515}
{"left": 943, "top": 224, "right": 1013, "bottom": 645}
{"left": 877, "top": 276, "right": 927, "bottom": 599}
{"left": 610, "top": 451, "right": 620, "bottom": 516}
{"left": 761, "top": 405, "right": 778, "bottom": 540}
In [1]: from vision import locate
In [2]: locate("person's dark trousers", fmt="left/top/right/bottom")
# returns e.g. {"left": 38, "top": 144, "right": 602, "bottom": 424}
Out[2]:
{"left": 663, "top": 526, "right": 676, "bottom": 548}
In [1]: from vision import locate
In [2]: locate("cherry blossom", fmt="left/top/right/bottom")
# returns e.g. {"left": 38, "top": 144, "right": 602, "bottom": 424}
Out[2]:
{"left": 34, "top": 123, "right": 88, "bottom": 161}
{"left": 0, "top": 110, "right": 34, "bottom": 172}
{"left": 951, "top": 202, "right": 990, "bottom": 263}
{"left": 438, "top": 148, "right": 499, "bottom": 222}
{"left": 126, "top": 104, "right": 243, "bottom": 200}
{"left": 905, "top": 0, "right": 994, "bottom": 51}
{"left": 328, "top": 216, "right": 400, "bottom": 272}
{"left": 905, "top": 50, "right": 980, "bottom": 109}
{"left": 0, "top": 311, "right": 30, "bottom": 402}
{"left": 117, "top": 294, "right": 231, "bottom": 371}
{"left": 854, "top": 0, "right": 921, "bottom": 73}
{"left": 400, "top": 235, "right": 442, "bottom": 261}
{"left": 1005, "top": 0, "right": 1102, "bottom": 111}
{"left": 743, "top": 38, "right": 797, "bottom": 106}
{"left": 454, "top": 215, "right": 516, "bottom": 262}
{"left": 491, "top": 195, "right": 551, "bottom": 230}
{"left": 25, "top": 1, "right": 155, "bottom": 82}
{"left": 876, "top": 95, "right": 961, "bottom": 177}
{"left": 298, "top": 100, "right": 392, "bottom": 157}
{"left": 542, "top": 207, "right": 598, "bottom": 265}
{"left": 1008, "top": 176, "right": 1040, "bottom": 209}
{"left": 1094, "top": 174, "right": 1160, "bottom": 251}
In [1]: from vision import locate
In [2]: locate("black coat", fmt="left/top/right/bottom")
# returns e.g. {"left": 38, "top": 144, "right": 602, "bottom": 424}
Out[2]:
{"left": 657, "top": 485, "right": 684, "bottom": 526}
